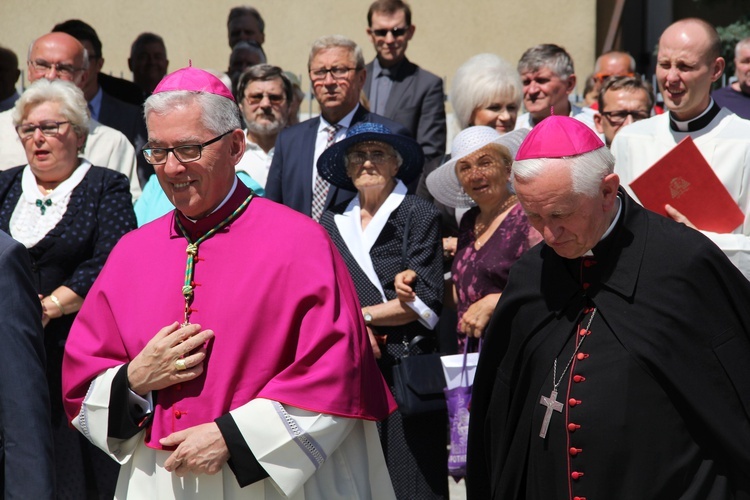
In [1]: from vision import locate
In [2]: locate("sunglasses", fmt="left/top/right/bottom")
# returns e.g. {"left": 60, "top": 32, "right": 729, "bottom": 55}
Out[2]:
{"left": 371, "top": 26, "right": 409, "bottom": 38}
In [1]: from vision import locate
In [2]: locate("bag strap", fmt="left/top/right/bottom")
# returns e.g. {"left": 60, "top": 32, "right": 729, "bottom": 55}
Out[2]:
{"left": 403, "top": 334, "right": 433, "bottom": 357}
{"left": 460, "top": 337, "right": 483, "bottom": 386}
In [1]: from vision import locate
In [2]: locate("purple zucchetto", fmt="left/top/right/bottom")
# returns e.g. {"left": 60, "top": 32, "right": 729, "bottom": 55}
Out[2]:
{"left": 515, "top": 115, "right": 604, "bottom": 160}
{"left": 152, "top": 64, "right": 234, "bottom": 102}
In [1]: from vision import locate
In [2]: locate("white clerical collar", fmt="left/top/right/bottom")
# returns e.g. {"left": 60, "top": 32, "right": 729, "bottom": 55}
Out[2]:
{"left": 669, "top": 99, "right": 719, "bottom": 132}
{"left": 184, "top": 176, "right": 238, "bottom": 222}
{"left": 583, "top": 194, "right": 622, "bottom": 257}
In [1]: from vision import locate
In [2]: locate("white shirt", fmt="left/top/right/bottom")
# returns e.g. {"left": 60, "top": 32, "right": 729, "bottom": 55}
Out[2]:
{"left": 516, "top": 103, "right": 599, "bottom": 135}
{"left": 312, "top": 105, "right": 360, "bottom": 192}
{"left": 237, "top": 135, "right": 274, "bottom": 188}
{"left": 611, "top": 108, "right": 750, "bottom": 279}
{"left": 10, "top": 161, "right": 91, "bottom": 248}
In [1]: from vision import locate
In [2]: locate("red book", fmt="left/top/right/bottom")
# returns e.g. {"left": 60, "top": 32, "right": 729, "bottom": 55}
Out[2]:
{"left": 629, "top": 136, "right": 744, "bottom": 233}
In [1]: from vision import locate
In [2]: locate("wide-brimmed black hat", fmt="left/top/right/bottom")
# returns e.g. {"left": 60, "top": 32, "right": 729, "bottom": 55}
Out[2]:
{"left": 316, "top": 122, "right": 424, "bottom": 191}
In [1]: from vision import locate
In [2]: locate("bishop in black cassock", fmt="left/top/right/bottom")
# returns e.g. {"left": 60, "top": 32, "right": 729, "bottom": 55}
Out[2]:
{"left": 467, "top": 116, "right": 750, "bottom": 500}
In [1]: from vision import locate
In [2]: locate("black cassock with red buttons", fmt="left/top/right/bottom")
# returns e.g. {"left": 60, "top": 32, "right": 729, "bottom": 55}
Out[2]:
{"left": 467, "top": 190, "right": 750, "bottom": 500}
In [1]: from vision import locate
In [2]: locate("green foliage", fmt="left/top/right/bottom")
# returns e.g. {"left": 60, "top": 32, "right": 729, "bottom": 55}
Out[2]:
{"left": 717, "top": 16, "right": 750, "bottom": 76}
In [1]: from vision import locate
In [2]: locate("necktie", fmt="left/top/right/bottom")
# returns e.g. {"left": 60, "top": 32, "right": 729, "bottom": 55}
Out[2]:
{"left": 312, "top": 124, "right": 340, "bottom": 221}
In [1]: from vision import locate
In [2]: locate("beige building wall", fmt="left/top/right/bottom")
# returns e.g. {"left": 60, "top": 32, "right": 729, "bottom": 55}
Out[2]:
{"left": 1, "top": 0, "right": 596, "bottom": 122}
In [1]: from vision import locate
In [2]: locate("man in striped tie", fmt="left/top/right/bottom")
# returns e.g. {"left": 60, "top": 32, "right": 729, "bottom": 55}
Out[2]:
{"left": 266, "top": 34, "right": 410, "bottom": 220}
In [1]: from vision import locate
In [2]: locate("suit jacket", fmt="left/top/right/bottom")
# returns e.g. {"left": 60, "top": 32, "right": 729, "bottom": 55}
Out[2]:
{"left": 98, "top": 91, "right": 152, "bottom": 187}
{"left": 266, "top": 105, "right": 411, "bottom": 217}
{"left": 0, "top": 230, "right": 55, "bottom": 498}
{"left": 364, "top": 57, "right": 446, "bottom": 162}
{"left": 467, "top": 190, "right": 750, "bottom": 499}
{"left": 98, "top": 72, "right": 146, "bottom": 107}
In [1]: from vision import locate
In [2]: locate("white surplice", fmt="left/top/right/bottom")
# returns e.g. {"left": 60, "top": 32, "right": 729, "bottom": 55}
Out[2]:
{"left": 611, "top": 108, "right": 750, "bottom": 279}
{"left": 75, "top": 367, "right": 396, "bottom": 500}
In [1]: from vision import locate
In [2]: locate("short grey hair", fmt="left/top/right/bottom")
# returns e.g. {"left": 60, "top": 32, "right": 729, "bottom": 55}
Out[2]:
{"left": 517, "top": 44, "right": 574, "bottom": 80}
{"left": 12, "top": 78, "right": 89, "bottom": 136}
{"left": 512, "top": 147, "right": 614, "bottom": 197}
{"left": 145, "top": 91, "right": 242, "bottom": 135}
{"left": 450, "top": 53, "right": 522, "bottom": 129}
{"left": 308, "top": 35, "right": 364, "bottom": 71}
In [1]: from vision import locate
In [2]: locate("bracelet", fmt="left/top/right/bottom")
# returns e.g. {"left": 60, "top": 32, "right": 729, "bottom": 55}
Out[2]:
{"left": 49, "top": 294, "right": 66, "bottom": 316}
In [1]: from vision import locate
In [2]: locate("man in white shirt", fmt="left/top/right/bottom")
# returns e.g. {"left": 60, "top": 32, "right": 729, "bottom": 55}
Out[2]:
{"left": 611, "top": 18, "right": 750, "bottom": 279}
{"left": 0, "top": 32, "right": 141, "bottom": 200}
{"left": 236, "top": 64, "right": 291, "bottom": 188}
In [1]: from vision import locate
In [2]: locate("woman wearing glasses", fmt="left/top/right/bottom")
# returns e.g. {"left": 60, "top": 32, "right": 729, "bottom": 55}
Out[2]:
{"left": 317, "top": 122, "right": 448, "bottom": 499}
{"left": 0, "top": 78, "right": 135, "bottom": 499}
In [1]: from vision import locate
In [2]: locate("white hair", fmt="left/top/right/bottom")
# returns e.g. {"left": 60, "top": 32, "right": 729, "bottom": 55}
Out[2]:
{"left": 450, "top": 53, "right": 522, "bottom": 129}
{"left": 512, "top": 147, "right": 615, "bottom": 197}
{"left": 13, "top": 78, "right": 89, "bottom": 136}
{"left": 144, "top": 91, "right": 241, "bottom": 135}
{"left": 308, "top": 35, "right": 364, "bottom": 70}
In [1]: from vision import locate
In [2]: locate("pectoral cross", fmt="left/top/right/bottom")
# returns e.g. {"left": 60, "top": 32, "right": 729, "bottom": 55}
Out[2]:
{"left": 539, "top": 389, "right": 563, "bottom": 438}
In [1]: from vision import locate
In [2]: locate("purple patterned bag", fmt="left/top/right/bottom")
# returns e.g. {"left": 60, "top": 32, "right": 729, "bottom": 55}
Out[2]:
{"left": 444, "top": 383, "right": 472, "bottom": 480}
{"left": 443, "top": 340, "right": 479, "bottom": 481}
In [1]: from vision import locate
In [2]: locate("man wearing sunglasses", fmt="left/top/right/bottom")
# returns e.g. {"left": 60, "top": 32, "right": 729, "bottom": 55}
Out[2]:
{"left": 593, "top": 76, "right": 653, "bottom": 146}
{"left": 0, "top": 32, "right": 141, "bottom": 200}
{"left": 363, "top": 0, "right": 446, "bottom": 163}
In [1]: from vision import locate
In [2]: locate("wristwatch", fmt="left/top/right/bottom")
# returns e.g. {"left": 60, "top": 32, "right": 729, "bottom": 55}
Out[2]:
{"left": 363, "top": 310, "right": 373, "bottom": 325}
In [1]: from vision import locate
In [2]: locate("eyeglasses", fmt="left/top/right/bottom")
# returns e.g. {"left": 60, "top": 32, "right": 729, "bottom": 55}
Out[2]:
{"left": 594, "top": 71, "right": 635, "bottom": 82}
{"left": 371, "top": 26, "right": 409, "bottom": 38}
{"left": 245, "top": 92, "right": 286, "bottom": 105}
{"left": 142, "top": 130, "right": 233, "bottom": 165}
{"left": 309, "top": 67, "right": 359, "bottom": 82}
{"left": 346, "top": 150, "right": 395, "bottom": 166}
{"left": 600, "top": 110, "right": 650, "bottom": 125}
{"left": 28, "top": 59, "right": 84, "bottom": 78}
{"left": 16, "top": 120, "right": 71, "bottom": 139}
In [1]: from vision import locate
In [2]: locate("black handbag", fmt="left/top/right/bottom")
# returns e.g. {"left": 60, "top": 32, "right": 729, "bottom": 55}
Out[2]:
{"left": 392, "top": 338, "right": 447, "bottom": 417}
{"left": 391, "top": 205, "right": 446, "bottom": 417}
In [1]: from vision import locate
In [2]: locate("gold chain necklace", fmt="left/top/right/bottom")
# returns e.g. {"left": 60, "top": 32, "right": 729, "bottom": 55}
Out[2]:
{"left": 474, "top": 195, "right": 517, "bottom": 248}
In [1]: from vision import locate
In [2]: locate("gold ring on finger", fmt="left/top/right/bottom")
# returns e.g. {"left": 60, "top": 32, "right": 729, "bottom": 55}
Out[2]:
{"left": 175, "top": 358, "right": 187, "bottom": 371}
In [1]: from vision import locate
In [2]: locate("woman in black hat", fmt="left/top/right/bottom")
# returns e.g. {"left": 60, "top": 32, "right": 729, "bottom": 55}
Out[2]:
{"left": 318, "top": 121, "right": 447, "bottom": 499}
